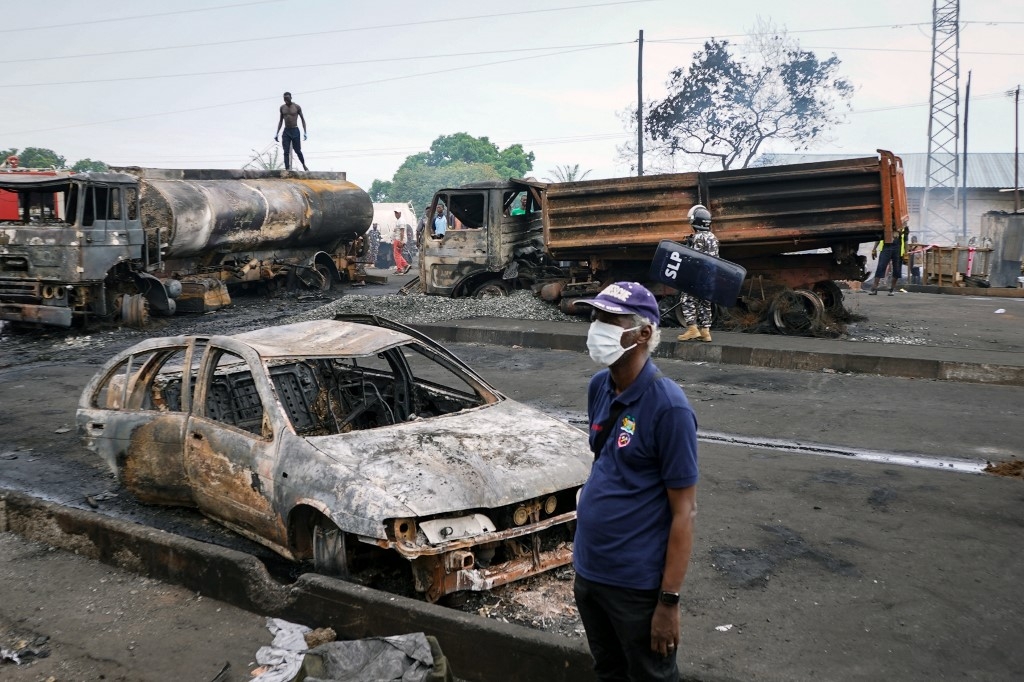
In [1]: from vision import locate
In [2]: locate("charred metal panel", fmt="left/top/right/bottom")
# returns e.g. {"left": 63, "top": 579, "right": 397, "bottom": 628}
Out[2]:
{"left": 120, "top": 416, "right": 194, "bottom": 506}
{"left": 301, "top": 399, "right": 592, "bottom": 531}
{"left": 229, "top": 318, "right": 412, "bottom": 358}
{"left": 543, "top": 153, "right": 908, "bottom": 263}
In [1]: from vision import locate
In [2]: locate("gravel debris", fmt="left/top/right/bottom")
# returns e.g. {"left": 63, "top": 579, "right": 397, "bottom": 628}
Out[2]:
{"left": 285, "top": 290, "right": 583, "bottom": 325}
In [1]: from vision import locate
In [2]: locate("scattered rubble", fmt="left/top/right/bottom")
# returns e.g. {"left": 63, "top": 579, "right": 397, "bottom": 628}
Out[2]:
{"left": 984, "top": 459, "right": 1024, "bottom": 478}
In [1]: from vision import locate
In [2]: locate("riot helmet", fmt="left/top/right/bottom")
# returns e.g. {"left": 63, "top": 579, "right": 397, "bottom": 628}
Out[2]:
{"left": 688, "top": 204, "right": 712, "bottom": 230}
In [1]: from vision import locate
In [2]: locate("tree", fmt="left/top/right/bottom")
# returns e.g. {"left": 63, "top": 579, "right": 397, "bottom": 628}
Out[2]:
{"left": 544, "top": 164, "right": 592, "bottom": 183}
{"left": 391, "top": 162, "right": 502, "bottom": 212}
{"left": 369, "top": 133, "right": 535, "bottom": 209}
{"left": 71, "top": 158, "right": 109, "bottom": 172}
{"left": 625, "top": 21, "right": 853, "bottom": 171}
{"left": 368, "top": 179, "right": 393, "bottom": 202}
{"left": 16, "top": 147, "right": 67, "bottom": 169}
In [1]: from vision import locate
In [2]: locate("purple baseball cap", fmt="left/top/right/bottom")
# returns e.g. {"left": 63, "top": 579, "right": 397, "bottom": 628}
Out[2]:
{"left": 576, "top": 281, "right": 661, "bottom": 326}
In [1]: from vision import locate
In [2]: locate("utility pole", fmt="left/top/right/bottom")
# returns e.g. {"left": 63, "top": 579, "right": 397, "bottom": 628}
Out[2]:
{"left": 1016, "top": 84, "right": 1021, "bottom": 213}
{"left": 637, "top": 29, "right": 644, "bottom": 177}
{"left": 962, "top": 70, "right": 970, "bottom": 242}
{"left": 921, "top": 0, "right": 960, "bottom": 244}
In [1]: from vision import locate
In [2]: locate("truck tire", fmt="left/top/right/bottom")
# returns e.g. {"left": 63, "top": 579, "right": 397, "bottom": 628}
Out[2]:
{"left": 120, "top": 293, "right": 150, "bottom": 328}
{"left": 314, "top": 264, "right": 334, "bottom": 292}
{"left": 813, "top": 280, "right": 844, "bottom": 314}
{"left": 770, "top": 289, "right": 823, "bottom": 336}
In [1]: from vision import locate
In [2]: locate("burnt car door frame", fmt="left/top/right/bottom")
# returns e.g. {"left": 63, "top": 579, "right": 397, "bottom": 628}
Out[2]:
{"left": 77, "top": 336, "right": 203, "bottom": 506}
{"left": 185, "top": 339, "right": 289, "bottom": 548}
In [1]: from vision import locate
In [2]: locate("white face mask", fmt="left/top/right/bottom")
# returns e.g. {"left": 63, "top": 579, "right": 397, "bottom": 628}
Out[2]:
{"left": 586, "top": 320, "right": 641, "bottom": 366}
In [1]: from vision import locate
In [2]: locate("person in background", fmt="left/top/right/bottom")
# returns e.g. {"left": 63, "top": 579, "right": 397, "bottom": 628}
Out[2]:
{"left": 677, "top": 205, "right": 720, "bottom": 342}
{"left": 908, "top": 235, "right": 923, "bottom": 286}
{"left": 869, "top": 226, "right": 908, "bottom": 296}
{"left": 511, "top": 194, "right": 528, "bottom": 216}
{"left": 573, "top": 281, "right": 699, "bottom": 682}
{"left": 274, "top": 92, "right": 308, "bottom": 171}
{"left": 366, "top": 223, "right": 381, "bottom": 268}
{"left": 432, "top": 203, "right": 448, "bottom": 238}
{"left": 417, "top": 205, "right": 430, "bottom": 245}
{"left": 392, "top": 210, "right": 411, "bottom": 274}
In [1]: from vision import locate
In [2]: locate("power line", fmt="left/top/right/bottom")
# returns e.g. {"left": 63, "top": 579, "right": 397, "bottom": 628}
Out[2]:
{"left": 849, "top": 90, "right": 1008, "bottom": 114}
{"left": 650, "top": 39, "right": 1023, "bottom": 57}
{"left": 145, "top": 133, "right": 630, "bottom": 161}
{"left": 0, "top": 43, "right": 620, "bottom": 136}
{"left": 0, "top": 42, "right": 628, "bottom": 89}
{"left": 8, "top": 32, "right": 1019, "bottom": 90}
{"left": 0, "top": 0, "right": 284, "bottom": 33}
{"left": 0, "top": 0, "right": 658, "bottom": 65}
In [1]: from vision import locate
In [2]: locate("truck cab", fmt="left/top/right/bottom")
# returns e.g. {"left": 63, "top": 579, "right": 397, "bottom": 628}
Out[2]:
{"left": 420, "top": 180, "right": 549, "bottom": 298}
{"left": 0, "top": 170, "right": 145, "bottom": 327}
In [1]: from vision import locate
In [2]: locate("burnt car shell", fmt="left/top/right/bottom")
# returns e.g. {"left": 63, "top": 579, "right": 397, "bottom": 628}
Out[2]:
{"left": 77, "top": 316, "right": 592, "bottom": 601}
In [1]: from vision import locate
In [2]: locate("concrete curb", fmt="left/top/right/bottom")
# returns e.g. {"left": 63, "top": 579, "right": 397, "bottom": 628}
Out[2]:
{"left": 409, "top": 322, "right": 1024, "bottom": 387}
{"left": 0, "top": 489, "right": 594, "bottom": 682}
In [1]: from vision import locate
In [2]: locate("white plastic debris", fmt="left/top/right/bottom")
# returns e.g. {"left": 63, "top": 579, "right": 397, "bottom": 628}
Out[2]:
{"left": 715, "top": 624, "right": 734, "bottom": 632}
{"left": 994, "top": 309, "right": 1006, "bottom": 314}
{"left": 252, "top": 618, "right": 310, "bottom": 682}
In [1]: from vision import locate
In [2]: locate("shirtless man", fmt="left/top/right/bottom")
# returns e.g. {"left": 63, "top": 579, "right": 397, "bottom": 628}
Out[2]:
{"left": 274, "top": 92, "right": 308, "bottom": 171}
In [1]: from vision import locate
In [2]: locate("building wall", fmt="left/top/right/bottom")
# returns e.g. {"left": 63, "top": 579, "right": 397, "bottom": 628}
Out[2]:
{"left": 907, "top": 188, "right": 1019, "bottom": 245}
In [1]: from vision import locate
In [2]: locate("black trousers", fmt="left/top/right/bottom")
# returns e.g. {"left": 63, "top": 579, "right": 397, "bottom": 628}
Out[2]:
{"left": 574, "top": 574, "right": 679, "bottom": 681}
{"left": 281, "top": 127, "right": 305, "bottom": 169}
{"left": 874, "top": 242, "right": 903, "bottom": 282}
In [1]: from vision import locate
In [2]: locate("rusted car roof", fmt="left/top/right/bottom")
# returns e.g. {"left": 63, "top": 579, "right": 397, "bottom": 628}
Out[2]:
{"left": 228, "top": 319, "right": 412, "bottom": 358}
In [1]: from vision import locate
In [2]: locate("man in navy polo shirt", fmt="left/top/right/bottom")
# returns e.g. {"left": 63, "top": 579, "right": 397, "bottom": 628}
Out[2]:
{"left": 574, "top": 281, "right": 699, "bottom": 682}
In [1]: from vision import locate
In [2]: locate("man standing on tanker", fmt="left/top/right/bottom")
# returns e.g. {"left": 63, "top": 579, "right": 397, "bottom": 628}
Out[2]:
{"left": 574, "top": 282, "right": 699, "bottom": 682}
{"left": 677, "top": 204, "right": 720, "bottom": 343}
{"left": 275, "top": 92, "right": 309, "bottom": 171}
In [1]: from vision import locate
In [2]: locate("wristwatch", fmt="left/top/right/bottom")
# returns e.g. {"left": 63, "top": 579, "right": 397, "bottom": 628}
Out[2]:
{"left": 659, "top": 590, "right": 680, "bottom": 606}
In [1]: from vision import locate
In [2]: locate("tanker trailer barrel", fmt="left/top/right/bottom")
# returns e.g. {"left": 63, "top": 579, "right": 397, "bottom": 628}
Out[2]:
{"left": 137, "top": 173, "right": 372, "bottom": 261}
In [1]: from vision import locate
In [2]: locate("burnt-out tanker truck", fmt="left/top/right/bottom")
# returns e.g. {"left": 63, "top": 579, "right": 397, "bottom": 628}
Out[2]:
{"left": 0, "top": 167, "right": 372, "bottom": 328}
{"left": 420, "top": 150, "right": 909, "bottom": 333}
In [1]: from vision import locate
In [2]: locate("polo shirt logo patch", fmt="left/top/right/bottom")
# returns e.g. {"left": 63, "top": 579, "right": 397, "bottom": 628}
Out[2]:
{"left": 617, "top": 415, "right": 636, "bottom": 448}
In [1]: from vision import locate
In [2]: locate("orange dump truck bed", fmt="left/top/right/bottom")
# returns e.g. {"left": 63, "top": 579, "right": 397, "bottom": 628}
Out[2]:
{"left": 542, "top": 151, "right": 908, "bottom": 264}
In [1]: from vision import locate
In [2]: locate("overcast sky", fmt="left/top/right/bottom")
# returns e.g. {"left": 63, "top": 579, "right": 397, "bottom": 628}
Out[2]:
{"left": 2, "top": 0, "right": 1021, "bottom": 191}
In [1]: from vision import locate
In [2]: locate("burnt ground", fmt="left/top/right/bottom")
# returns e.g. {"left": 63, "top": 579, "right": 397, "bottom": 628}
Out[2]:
{"left": 3, "top": 280, "right": 1024, "bottom": 680}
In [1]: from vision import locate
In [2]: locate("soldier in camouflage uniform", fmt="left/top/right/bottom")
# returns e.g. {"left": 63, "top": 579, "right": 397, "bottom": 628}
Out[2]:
{"left": 366, "top": 223, "right": 381, "bottom": 268}
{"left": 677, "top": 205, "right": 720, "bottom": 343}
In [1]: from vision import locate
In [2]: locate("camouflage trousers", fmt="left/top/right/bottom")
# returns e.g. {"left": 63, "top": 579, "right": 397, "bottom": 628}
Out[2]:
{"left": 680, "top": 294, "right": 713, "bottom": 328}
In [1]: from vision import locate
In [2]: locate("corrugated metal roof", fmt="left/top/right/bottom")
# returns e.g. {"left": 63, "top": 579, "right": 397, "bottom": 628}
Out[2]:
{"left": 762, "top": 153, "right": 1024, "bottom": 189}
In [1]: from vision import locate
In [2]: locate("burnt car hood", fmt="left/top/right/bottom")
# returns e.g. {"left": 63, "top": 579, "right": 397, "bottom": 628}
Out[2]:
{"left": 305, "top": 399, "right": 591, "bottom": 519}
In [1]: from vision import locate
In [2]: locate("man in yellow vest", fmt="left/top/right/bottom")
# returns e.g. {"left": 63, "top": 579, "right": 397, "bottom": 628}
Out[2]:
{"left": 868, "top": 226, "right": 908, "bottom": 296}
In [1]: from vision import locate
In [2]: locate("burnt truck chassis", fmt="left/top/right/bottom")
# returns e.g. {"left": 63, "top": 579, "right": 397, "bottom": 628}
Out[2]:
{"left": 419, "top": 151, "right": 908, "bottom": 335}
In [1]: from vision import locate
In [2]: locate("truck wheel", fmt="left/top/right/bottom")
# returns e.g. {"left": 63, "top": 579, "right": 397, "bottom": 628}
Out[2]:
{"left": 472, "top": 280, "right": 508, "bottom": 298}
{"left": 813, "top": 280, "right": 844, "bottom": 314}
{"left": 312, "top": 517, "right": 351, "bottom": 577}
{"left": 770, "top": 289, "right": 823, "bottom": 335}
{"left": 119, "top": 293, "right": 149, "bottom": 328}
{"left": 314, "top": 264, "right": 334, "bottom": 292}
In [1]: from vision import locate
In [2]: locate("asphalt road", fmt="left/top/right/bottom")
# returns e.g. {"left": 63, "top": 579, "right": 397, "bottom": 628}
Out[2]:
{"left": 1, "top": 279, "right": 1023, "bottom": 681}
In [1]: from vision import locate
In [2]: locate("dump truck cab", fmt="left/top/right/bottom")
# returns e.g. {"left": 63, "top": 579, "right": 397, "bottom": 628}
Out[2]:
{"left": 420, "top": 180, "right": 551, "bottom": 298}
